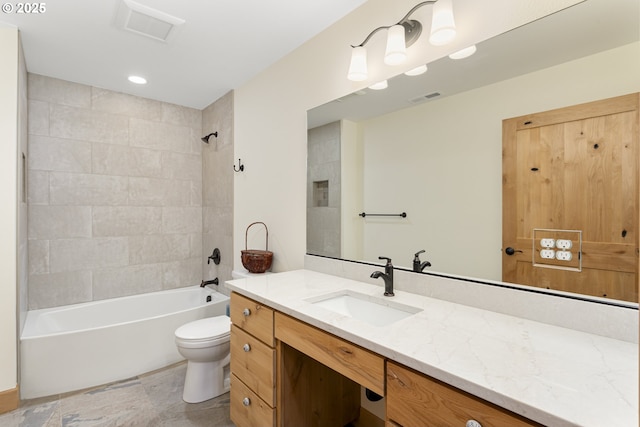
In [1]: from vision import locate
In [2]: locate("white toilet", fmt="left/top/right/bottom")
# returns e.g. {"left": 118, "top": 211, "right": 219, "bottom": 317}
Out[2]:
{"left": 174, "top": 315, "right": 231, "bottom": 403}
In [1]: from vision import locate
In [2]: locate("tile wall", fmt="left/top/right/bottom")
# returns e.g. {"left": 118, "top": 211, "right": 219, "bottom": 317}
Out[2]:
{"left": 202, "top": 92, "right": 234, "bottom": 293}
{"left": 27, "top": 74, "right": 208, "bottom": 309}
{"left": 307, "top": 121, "right": 341, "bottom": 258}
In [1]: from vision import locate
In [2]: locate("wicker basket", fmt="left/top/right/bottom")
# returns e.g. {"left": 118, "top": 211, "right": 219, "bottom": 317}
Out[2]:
{"left": 241, "top": 222, "right": 273, "bottom": 273}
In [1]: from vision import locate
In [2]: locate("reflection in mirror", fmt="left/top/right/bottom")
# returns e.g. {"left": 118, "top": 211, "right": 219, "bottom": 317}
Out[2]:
{"left": 307, "top": 0, "right": 640, "bottom": 303}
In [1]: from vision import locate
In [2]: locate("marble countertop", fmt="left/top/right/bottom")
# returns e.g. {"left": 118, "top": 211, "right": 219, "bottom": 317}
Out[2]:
{"left": 226, "top": 269, "right": 638, "bottom": 427}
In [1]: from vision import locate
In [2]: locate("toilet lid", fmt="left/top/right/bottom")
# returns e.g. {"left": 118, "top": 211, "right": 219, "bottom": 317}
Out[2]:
{"left": 175, "top": 316, "right": 230, "bottom": 340}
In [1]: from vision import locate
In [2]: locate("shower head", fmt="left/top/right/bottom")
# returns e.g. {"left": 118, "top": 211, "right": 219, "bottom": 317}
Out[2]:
{"left": 201, "top": 132, "right": 218, "bottom": 143}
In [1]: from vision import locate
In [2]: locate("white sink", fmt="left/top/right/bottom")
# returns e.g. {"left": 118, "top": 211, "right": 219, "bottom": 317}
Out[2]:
{"left": 307, "top": 290, "right": 422, "bottom": 327}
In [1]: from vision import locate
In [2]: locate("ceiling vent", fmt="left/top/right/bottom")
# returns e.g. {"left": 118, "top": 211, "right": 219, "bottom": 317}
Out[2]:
{"left": 409, "top": 92, "right": 441, "bottom": 104}
{"left": 116, "top": 0, "right": 185, "bottom": 42}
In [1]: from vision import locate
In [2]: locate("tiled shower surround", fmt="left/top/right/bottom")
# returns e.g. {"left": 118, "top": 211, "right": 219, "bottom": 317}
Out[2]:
{"left": 27, "top": 74, "right": 232, "bottom": 310}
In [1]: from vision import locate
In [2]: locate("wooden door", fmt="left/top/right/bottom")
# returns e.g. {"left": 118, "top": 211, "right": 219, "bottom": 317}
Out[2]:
{"left": 502, "top": 94, "right": 639, "bottom": 302}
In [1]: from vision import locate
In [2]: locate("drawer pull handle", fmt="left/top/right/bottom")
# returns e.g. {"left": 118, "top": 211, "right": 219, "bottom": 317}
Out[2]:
{"left": 243, "top": 343, "right": 251, "bottom": 352}
{"left": 243, "top": 308, "right": 251, "bottom": 317}
{"left": 466, "top": 420, "right": 482, "bottom": 427}
{"left": 242, "top": 397, "right": 251, "bottom": 406}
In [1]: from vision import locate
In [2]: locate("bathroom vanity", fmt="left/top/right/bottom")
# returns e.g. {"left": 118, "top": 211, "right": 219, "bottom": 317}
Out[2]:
{"left": 227, "top": 270, "right": 638, "bottom": 427}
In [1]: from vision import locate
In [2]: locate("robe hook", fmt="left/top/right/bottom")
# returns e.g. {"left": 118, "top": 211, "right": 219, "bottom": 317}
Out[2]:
{"left": 234, "top": 158, "right": 244, "bottom": 172}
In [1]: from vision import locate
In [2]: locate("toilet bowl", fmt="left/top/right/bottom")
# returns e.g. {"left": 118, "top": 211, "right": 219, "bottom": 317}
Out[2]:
{"left": 175, "top": 315, "right": 231, "bottom": 403}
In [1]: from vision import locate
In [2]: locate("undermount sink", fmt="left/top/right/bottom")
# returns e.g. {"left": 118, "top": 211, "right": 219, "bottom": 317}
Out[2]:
{"left": 307, "top": 290, "right": 422, "bottom": 327}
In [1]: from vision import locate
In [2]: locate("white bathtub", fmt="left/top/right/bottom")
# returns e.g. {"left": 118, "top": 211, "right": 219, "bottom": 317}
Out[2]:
{"left": 20, "top": 286, "right": 229, "bottom": 399}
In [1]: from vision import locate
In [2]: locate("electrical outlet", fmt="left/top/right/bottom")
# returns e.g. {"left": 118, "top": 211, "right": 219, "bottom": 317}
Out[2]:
{"left": 555, "top": 251, "right": 573, "bottom": 261}
{"left": 540, "top": 238, "right": 555, "bottom": 248}
{"left": 556, "top": 239, "right": 573, "bottom": 250}
{"left": 540, "top": 249, "right": 555, "bottom": 259}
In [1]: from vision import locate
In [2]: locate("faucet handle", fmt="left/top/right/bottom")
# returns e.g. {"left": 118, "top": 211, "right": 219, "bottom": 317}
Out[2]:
{"left": 414, "top": 250, "right": 425, "bottom": 258}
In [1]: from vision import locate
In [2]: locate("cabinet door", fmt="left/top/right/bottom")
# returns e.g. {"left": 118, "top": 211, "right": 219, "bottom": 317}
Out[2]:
{"left": 386, "top": 362, "right": 542, "bottom": 427}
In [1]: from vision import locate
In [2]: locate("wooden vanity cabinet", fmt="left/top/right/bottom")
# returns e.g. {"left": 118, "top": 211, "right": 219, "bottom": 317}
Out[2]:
{"left": 386, "top": 361, "right": 542, "bottom": 427}
{"left": 229, "top": 290, "right": 543, "bottom": 427}
{"left": 230, "top": 292, "right": 276, "bottom": 427}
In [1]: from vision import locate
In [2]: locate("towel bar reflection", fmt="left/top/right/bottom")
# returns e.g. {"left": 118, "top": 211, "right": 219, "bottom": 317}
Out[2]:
{"left": 359, "top": 212, "right": 407, "bottom": 218}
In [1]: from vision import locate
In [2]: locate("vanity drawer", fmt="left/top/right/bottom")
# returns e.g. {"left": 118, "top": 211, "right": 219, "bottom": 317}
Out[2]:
{"left": 274, "top": 312, "right": 384, "bottom": 395}
{"left": 386, "top": 361, "right": 542, "bottom": 427}
{"left": 230, "top": 292, "right": 274, "bottom": 346}
{"left": 231, "top": 324, "right": 276, "bottom": 406}
{"left": 230, "top": 373, "right": 275, "bottom": 427}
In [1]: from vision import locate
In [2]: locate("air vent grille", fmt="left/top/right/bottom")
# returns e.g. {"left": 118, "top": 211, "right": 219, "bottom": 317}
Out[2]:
{"left": 116, "top": 0, "right": 185, "bottom": 42}
{"left": 409, "top": 92, "right": 441, "bottom": 104}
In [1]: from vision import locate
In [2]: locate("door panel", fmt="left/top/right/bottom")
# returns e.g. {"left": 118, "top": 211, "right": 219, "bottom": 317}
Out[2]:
{"left": 503, "top": 94, "right": 639, "bottom": 302}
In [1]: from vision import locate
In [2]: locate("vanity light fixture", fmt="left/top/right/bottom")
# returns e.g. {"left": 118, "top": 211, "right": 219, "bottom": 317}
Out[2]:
{"left": 347, "top": 0, "right": 456, "bottom": 82}
{"left": 347, "top": 46, "right": 368, "bottom": 81}
{"left": 429, "top": 0, "right": 456, "bottom": 46}
{"left": 449, "top": 44, "right": 477, "bottom": 59}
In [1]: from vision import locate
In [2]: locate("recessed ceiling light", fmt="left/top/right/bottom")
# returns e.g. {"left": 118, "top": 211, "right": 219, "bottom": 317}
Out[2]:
{"left": 128, "top": 75, "right": 147, "bottom": 84}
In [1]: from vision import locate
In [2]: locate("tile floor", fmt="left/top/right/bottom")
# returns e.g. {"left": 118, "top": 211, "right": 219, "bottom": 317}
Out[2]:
{"left": 0, "top": 362, "right": 234, "bottom": 427}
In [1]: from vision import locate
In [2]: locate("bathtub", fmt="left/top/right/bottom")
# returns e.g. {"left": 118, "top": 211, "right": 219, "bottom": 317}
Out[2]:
{"left": 20, "top": 286, "right": 229, "bottom": 399}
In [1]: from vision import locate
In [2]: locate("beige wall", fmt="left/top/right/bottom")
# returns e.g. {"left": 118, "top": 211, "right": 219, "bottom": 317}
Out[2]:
{"left": 360, "top": 42, "right": 640, "bottom": 279}
{"left": 232, "top": 0, "right": 584, "bottom": 273}
{"left": 27, "top": 75, "right": 204, "bottom": 309}
{"left": 0, "top": 27, "right": 19, "bottom": 396}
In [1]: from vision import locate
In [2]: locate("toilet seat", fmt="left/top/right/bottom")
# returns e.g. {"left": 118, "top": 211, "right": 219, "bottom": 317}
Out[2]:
{"left": 175, "top": 316, "right": 230, "bottom": 349}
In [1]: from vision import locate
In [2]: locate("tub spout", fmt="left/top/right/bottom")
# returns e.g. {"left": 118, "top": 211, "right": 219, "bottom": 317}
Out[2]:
{"left": 201, "top": 278, "right": 219, "bottom": 287}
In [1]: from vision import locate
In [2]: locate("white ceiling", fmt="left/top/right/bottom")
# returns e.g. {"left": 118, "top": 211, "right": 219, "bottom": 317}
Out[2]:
{"left": 0, "top": 0, "right": 366, "bottom": 109}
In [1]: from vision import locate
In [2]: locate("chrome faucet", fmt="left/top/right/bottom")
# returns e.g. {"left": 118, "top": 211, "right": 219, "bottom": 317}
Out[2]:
{"left": 412, "top": 250, "right": 431, "bottom": 272}
{"left": 371, "top": 256, "right": 394, "bottom": 296}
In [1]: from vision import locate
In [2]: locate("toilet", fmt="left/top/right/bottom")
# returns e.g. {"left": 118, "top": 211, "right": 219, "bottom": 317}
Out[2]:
{"left": 174, "top": 315, "right": 231, "bottom": 403}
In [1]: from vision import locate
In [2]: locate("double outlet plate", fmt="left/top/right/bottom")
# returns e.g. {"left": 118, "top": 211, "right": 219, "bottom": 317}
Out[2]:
{"left": 533, "top": 229, "right": 582, "bottom": 272}
{"left": 540, "top": 238, "right": 573, "bottom": 260}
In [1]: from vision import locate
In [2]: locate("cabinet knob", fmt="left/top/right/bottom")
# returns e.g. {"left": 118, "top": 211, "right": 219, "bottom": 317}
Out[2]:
{"left": 243, "top": 308, "right": 251, "bottom": 317}
{"left": 243, "top": 343, "right": 251, "bottom": 352}
{"left": 466, "top": 420, "right": 482, "bottom": 427}
{"left": 242, "top": 397, "right": 251, "bottom": 406}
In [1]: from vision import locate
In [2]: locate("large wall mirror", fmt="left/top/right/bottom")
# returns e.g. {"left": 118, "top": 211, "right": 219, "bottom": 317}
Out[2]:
{"left": 307, "top": 0, "right": 640, "bottom": 304}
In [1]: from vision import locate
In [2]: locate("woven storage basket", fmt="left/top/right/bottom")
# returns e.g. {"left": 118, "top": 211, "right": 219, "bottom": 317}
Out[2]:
{"left": 241, "top": 222, "right": 273, "bottom": 273}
